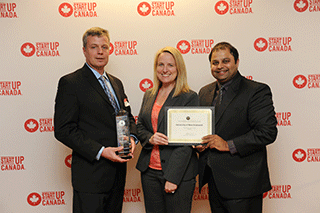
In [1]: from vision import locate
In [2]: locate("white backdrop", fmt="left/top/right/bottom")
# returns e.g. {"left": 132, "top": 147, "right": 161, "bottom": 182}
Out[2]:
{"left": 1, "top": 0, "right": 320, "bottom": 212}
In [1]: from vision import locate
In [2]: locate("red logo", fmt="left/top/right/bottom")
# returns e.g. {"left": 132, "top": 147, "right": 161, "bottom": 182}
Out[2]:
{"left": 254, "top": 38, "right": 268, "bottom": 52}
{"left": 293, "top": 0, "right": 308, "bottom": 12}
{"left": 215, "top": 1, "right": 229, "bottom": 15}
{"left": 109, "top": 43, "right": 114, "bottom": 55}
{"left": 137, "top": 2, "right": 151, "bottom": 16}
{"left": 65, "top": 154, "right": 72, "bottom": 168}
{"left": 263, "top": 191, "right": 268, "bottom": 198}
{"left": 139, "top": 78, "right": 153, "bottom": 92}
{"left": 27, "top": 192, "right": 42, "bottom": 206}
{"left": 21, "top": 42, "right": 36, "bottom": 57}
{"left": 59, "top": 2, "right": 73, "bottom": 17}
{"left": 176, "top": 40, "right": 191, "bottom": 54}
{"left": 293, "top": 74, "right": 307, "bottom": 89}
{"left": 292, "top": 148, "right": 307, "bottom": 162}
{"left": 24, "top": 119, "right": 39, "bottom": 133}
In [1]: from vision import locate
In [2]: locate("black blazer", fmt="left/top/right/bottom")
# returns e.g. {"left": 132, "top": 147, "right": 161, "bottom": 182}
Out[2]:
{"left": 54, "top": 64, "right": 137, "bottom": 193}
{"left": 198, "top": 72, "right": 277, "bottom": 199}
{"left": 136, "top": 88, "right": 199, "bottom": 185}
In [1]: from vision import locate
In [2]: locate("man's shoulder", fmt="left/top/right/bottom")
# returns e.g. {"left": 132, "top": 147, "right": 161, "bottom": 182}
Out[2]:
{"left": 199, "top": 82, "right": 216, "bottom": 94}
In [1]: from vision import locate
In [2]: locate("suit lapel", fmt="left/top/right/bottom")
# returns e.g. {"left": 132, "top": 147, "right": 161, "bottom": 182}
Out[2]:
{"left": 157, "top": 88, "right": 177, "bottom": 130}
{"left": 82, "top": 64, "right": 113, "bottom": 107}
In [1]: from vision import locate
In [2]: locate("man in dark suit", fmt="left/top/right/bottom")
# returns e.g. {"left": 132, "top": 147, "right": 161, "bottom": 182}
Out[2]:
{"left": 197, "top": 42, "right": 277, "bottom": 213}
{"left": 54, "top": 27, "right": 138, "bottom": 213}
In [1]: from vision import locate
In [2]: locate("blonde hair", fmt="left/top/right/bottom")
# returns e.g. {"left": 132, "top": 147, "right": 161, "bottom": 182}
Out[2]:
{"left": 151, "top": 46, "right": 190, "bottom": 97}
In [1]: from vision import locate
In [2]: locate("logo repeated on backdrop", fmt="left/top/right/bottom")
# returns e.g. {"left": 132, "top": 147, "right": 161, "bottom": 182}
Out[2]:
{"left": 20, "top": 42, "right": 60, "bottom": 57}
{"left": 109, "top": 41, "right": 138, "bottom": 56}
{"left": 276, "top": 112, "right": 292, "bottom": 126}
{"left": 294, "top": 0, "right": 320, "bottom": 13}
{"left": 0, "top": 81, "right": 22, "bottom": 96}
{"left": 293, "top": 74, "right": 320, "bottom": 89}
{"left": 139, "top": 78, "right": 153, "bottom": 92}
{"left": 58, "top": 2, "right": 98, "bottom": 18}
{"left": 254, "top": 37, "right": 292, "bottom": 52}
{"left": 176, "top": 39, "right": 215, "bottom": 54}
{"left": 27, "top": 191, "right": 66, "bottom": 207}
{"left": 264, "top": 185, "right": 292, "bottom": 199}
{"left": 293, "top": 148, "right": 320, "bottom": 162}
{"left": 214, "top": 0, "right": 253, "bottom": 15}
{"left": 1, "top": 156, "right": 25, "bottom": 171}
{"left": 24, "top": 118, "right": 54, "bottom": 133}
{"left": 137, "top": 1, "right": 175, "bottom": 16}
{"left": 123, "top": 188, "right": 142, "bottom": 202}
{"left": 65, "top": 154, "right": 72, "bottom": 168}
{"left": 0, "top": 2, "right": 18, "bottom": 18}
{"left": 193, "top": 185, "right": 209, "bottom": 201}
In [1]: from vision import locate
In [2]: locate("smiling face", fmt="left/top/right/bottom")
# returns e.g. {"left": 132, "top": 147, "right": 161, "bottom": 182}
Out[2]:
{"left": 83, "top": 35, "right": 110, "bottom": 75}
{"left": 210, "top": 48, "right": 239, "bottom": 84}
{"left": 156, "top": 52, "right": 177, "bottom": 87}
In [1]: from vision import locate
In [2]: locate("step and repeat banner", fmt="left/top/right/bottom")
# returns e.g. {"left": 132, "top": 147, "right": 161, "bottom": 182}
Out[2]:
{"left": 1, "top": 0, "right": 320, "bottom": 212}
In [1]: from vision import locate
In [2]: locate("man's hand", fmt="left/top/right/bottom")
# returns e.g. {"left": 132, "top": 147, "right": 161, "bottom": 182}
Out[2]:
{"left": 101, "top": 147, "right": 130, "bottom": 163}
{"left": 200, "top": 134, "right": 229, "bottom": 152}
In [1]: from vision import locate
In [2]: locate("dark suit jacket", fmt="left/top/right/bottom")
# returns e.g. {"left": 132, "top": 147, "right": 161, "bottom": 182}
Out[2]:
{"left": 136, "top": 88, "right": 199, "bottom": 185}
{"left": 54, "top": 64, "right": 137, "bottom": 193}
{"left": 198, "top": 72, "right": 277, "bottom": 199}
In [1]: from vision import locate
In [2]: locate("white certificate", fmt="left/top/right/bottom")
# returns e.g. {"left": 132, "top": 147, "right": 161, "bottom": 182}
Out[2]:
{"left": 166, "top": 107, "right": 214, "bottom": 145}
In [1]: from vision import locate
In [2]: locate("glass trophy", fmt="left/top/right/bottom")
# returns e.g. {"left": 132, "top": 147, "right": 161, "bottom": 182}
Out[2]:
{"left": 116, "top": 109, "right": 132, "bottom": 159}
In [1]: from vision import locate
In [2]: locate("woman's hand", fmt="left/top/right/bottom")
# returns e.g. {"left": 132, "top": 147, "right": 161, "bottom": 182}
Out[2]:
{"left": 149, "top": 132, "right": 169, "bottom": 146}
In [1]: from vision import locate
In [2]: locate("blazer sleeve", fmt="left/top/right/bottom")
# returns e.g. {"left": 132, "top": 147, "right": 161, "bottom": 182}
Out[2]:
{"left": 136, "top": 91, "right": 154, "bottom": 149}
{"left": 233, "top": 83, "right": 278, "bottom": 157}
{"left": 54, "top": 76, "right": 103, "bottom": 162}
{"left": 162, "top": 91, "right": 199, "bottom": 185}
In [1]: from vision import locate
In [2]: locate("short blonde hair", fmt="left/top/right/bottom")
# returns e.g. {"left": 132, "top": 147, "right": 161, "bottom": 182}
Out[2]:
{"left": 151, "top": 46, "right": 190, "bottom": 97}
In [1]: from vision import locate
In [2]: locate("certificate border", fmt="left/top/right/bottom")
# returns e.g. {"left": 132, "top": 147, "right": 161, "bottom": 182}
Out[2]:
{"left": 164, "top": 106, "right": 215, "bottom": 146}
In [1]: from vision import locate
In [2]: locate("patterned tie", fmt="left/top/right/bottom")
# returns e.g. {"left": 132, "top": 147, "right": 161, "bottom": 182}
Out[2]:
{"left": 100, "top": 76, "right": 119, "bottom": 113}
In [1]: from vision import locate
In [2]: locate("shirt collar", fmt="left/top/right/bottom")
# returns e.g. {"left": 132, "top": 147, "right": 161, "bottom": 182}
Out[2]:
{"left": 86, "top": 62, "right": 109, "bottom": 80}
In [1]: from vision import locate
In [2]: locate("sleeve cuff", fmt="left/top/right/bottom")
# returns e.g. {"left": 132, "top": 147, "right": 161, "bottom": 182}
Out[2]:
{"left": 227, "top": 140, "right": 237, "bottom": 155}
{"left": 96, "top": 146, "right": 105, "bottom": 160}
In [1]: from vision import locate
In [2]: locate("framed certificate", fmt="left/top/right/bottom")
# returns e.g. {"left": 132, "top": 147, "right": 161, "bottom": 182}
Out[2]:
{"left": 165, "top": 106, "right": 215, "bottom": 146}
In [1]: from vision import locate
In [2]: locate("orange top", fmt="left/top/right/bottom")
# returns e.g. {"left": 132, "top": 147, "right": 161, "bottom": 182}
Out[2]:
{"left": 149, "top": 101, "right": 162, "bottom": 170}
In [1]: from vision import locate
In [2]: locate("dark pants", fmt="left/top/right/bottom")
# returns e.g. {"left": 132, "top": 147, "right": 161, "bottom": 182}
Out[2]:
{"left": 205, "top": 166, "right": 263, "bottom": 213}
{"left": 73, "top": 168, "right": 126, "bottom": 213}
{"left": 141, "top": 167, "right": 196, "bottom": 213}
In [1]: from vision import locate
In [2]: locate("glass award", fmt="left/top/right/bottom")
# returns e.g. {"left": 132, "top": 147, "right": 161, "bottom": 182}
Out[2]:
{"left": 116, "top": 109, "right": 132, "bottom": 159}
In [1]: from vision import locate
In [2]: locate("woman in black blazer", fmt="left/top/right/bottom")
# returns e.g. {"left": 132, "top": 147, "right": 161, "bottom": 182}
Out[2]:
{"left": 136, "top": 46, "right": 199, "bottom": 213}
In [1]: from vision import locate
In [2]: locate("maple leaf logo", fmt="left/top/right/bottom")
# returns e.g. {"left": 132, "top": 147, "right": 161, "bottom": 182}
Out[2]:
{"left": 254, "top": 38, "right": 268, "bottom": 52}
{"left": 23, "top": 45, "right": 33, "bottom": 53}
{"left": 292, "top": 148, "right": 307, "bottom": 162}
{"left": 140, "top": 4, "right": 149, "bottom": 13}
{"left": 295, "top": 77, "right": 305, "bottom": 85}
{"left": 293, "top": 0, "right": 308, "bottom": 12}
{"left": 256, "top": 40, "right": 265, "bottom": 48}
{"left": 142, "top": 80, "right": 151, "bottom": 89}
{"left": 137, "top": 2, "right": 151, "bottom": 16}
{"left": 27, "top": 121, "right": 37, "bottom": 129}
{"left": 20, "top": 42, "right": 35, "bottom": 57}
{"left": 139, "top": 78, "right": 153, "bottom": 92}
{"left": 214, "top": 1, "right": 229, "bottom": 15}
{"left": 65, "top": 154, "right": 72, "bottom": 168}
{"left": 176, "top": 40, "right": 191, "bottom": 54}
{"left": 61, "top": 5, "right": 71, "bottom": 14}
{"left": 58, "top": 3, "right": 73, "bottom": 17}
{"left": 217, "top": 3, "right": 227, "bottom": 12}
{"left": 27, "top": 192, "right": 41, "bottom": 206}
{"left": 293, "top": 74, "right": 307, "bottom": 89}
{"left": 24, "top": 119, "right": 39, "bottom": 133}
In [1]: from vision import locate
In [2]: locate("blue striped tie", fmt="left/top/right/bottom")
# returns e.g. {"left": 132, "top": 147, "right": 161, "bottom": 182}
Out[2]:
{"left": 100, "top": 76, "right": 119, "bottom": 113}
